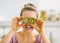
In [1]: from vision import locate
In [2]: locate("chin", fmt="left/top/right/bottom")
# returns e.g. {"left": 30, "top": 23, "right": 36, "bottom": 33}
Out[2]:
{"left": 23, "top": 25, "right": 34, "bottom": 32}
{"left": 24, "top": 28, "right": 33, "bottom": 32}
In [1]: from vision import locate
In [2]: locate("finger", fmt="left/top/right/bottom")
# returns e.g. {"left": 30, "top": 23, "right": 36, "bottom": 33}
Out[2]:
{"left": 37, "top": 20, "right": 43, "bottom": 25}
{"left": 14, "top": 17, "right": 23, "bottom": 25}
{"left": 12, "top": 17, "right": 18, "bottom": 24}
{"left": 12, "top": 17, "right": 19, "bottom": 21}
{"left": 35, "top": 18, "right": 44, "bottom": 23}
{"left": 35, "top": 18, "right": 38, "bottom": 21}
{"left": 19, "top": 24, "right": 25, "bottom": 27}
{"left": 31, "top": 24, "right": 39, "bottom": 30}
{"left": 35, "top": 18, "right": 41, "bottom": 23}
{"left": 30, "top": 24, "right": 36, "bottom": 28}
{"left": 39, "top": 18, "right": 44, "bottom": 22}
{"left": 19, "top": 16, "right": 23, "bottom": 21}
{"left": 12, "top": 17, "right": 21, "bottom": 27}
{"left": 38, "top": 18, "right": 44, "bottom": 24}
{"left": 35, "top": 18, "right": 43, "bottom": 21}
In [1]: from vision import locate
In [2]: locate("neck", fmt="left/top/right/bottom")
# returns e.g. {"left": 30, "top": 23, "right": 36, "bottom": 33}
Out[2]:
{"left": 23, "top": 30, "right": 32, "bottom": 36}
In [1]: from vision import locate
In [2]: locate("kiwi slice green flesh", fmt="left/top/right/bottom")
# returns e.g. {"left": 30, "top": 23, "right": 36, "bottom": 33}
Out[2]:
{"left": 30, "top": 18, "right": 35, "bottom": 24}
{"left": 22, "top": 17, "right": 28, "bottom": 24}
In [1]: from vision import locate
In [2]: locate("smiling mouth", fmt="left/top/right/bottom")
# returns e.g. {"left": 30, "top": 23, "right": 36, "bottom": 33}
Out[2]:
{"left": 25, "top": 25, "right": 33, "bottom": 30}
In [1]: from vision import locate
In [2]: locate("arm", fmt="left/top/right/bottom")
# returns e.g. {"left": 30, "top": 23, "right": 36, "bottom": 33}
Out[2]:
{"left": 37, "top": 19, "right": 51, "bottom": 43}
{"left": 0, "top": 17, "right": 20, "bottom": 43}
{"left": 31, "top": 18, "right": 51, "bottom": 43}
{"left": 0, "top": 30, "right": 15, "bottom": 43}
{"left": 39, "top": 30, "right": 51, "bottom": 43}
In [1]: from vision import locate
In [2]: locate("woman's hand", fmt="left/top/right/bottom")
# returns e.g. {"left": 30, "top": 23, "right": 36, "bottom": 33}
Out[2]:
{"left": 31, "top": 18, "right": 44, "bottom": 33}
{"left": 12, "top": 17, "right": 22, "bottom": 31}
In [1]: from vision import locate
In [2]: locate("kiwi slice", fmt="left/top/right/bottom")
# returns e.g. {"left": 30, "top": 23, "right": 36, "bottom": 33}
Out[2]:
{"left": 30, "top": 18, "right": 35, "bottom": 24}
{"left": 22, "top": 17, "right": 28, "bottom": 24}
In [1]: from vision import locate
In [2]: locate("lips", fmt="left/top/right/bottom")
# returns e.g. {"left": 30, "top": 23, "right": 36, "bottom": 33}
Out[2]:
{"left": 25, "top": 25, "right": 33, "bottom": 30}
{"left": 26, "top": 25, "right": 31, "bottom": 28}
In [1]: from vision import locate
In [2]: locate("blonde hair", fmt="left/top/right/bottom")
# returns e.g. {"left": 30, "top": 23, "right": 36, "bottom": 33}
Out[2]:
{"left": 20, "top": 3, "right": 38, "bottom": 18}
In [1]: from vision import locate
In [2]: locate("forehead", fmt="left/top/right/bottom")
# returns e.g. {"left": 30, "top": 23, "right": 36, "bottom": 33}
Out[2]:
{"left": 22, "top": 10, "right": 37, "bottom": 18}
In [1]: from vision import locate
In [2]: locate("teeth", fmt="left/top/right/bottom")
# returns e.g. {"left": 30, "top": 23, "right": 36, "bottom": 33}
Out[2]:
{"left": 26, "top": 26, "right": 31, "bottom": 28}
{"left": 27, "top": 26, "right": 31, "bottom": 27}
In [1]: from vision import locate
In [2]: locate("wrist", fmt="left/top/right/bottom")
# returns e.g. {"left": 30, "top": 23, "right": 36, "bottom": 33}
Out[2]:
{"left": 10, "top": 29, "right": 15, "bottom": 33}
{"left": 11, "top": 27, "right": 16, "bottom": 32}
{"left": 39, "top": 28, "right": 45, "bottom": 34}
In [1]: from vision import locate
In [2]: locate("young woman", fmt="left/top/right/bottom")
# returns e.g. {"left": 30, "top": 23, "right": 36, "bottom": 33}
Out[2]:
{"left": 0, "top": 3, "right": 51, "bottom": 43}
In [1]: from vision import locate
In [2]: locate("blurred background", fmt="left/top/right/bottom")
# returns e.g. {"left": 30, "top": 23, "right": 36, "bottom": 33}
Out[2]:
{"left": 0, "top": 0, "right": 60, "bottom": 43}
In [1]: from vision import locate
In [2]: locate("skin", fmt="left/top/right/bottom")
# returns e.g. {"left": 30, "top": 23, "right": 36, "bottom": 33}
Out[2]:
{"left": 0, "top": 10, "right": 51, "bottom": 43}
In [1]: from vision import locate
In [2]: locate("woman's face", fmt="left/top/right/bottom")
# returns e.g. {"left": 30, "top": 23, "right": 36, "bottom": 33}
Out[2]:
{"left": 21, "top": 10, "right": 37, "bottom": 32}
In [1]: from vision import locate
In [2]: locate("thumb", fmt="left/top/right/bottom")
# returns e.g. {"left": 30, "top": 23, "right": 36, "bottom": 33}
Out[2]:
{"left": 31, "top": 24, "right": 37, "bottom": 28}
